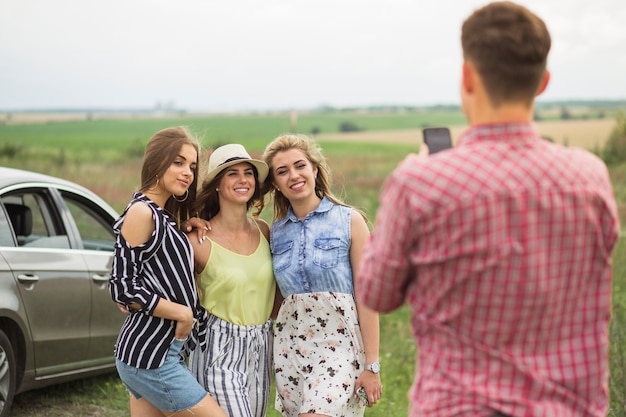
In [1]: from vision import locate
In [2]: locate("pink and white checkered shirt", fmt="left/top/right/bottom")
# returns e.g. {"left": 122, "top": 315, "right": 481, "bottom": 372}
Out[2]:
{"left": 358, "top": 122, "right": 620, "bottom": 417}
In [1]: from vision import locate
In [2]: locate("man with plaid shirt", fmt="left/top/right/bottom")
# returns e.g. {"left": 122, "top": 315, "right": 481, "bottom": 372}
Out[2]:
{"left": 357, "top": 2, "right": 620, "bottom": 416}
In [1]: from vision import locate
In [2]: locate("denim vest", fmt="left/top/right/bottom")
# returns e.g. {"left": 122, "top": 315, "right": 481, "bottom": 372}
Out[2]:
{"left": 270, "top": 197, "right": 354, "bottom": 298}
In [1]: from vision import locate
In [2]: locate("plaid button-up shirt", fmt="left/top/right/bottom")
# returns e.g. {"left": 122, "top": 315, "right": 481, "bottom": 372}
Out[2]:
{"left": 358, "top": 122, "right": 620, "bottom": 417}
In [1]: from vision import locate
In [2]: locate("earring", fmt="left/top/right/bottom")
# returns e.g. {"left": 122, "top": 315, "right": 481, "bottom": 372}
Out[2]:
{"left": 149, "top": 177, "right": 160, "bottom": 191}
{"left": 173, "top": 190, "right": 189, "bottom": 202}
{"left": 216, "top": 188, "right": 219, "bottom": 192}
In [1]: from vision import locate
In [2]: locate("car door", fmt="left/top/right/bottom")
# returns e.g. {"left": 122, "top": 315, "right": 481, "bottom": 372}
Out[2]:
{"left": 56, "top": 190, "right": 123, "bottom": 364}
{"left": 1, "top": 188, "right": 92, "bottom": 377}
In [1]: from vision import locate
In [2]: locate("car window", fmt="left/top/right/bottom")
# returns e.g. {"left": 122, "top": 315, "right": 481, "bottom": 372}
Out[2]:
{"left": 2, "top": 192, "right": 71, "bottom": 249}
{"left": 0, "top": 205, "right": 12, "bottom": 246}
{"left": 22, "top": 194, "right": 50, "bottom": 237}
{"left": 62, "top": 193, "right": 115, "bottom": 251}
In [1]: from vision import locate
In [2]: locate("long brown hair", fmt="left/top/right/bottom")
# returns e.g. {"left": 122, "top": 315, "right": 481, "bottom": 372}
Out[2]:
{"left": 138, "top": 126, "right": 200, "bottom": 225}
{"left": 261, "top": 134, "right": 366, "bottom": 222}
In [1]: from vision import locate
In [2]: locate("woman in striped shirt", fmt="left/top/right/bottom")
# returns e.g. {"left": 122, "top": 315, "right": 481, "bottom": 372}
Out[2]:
{"left": 109, "top": 126, "right": 226, "bottom": 417}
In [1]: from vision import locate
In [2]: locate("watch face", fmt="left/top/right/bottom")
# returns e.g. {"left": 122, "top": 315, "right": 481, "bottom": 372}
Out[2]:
{"left": 369, "top": 362, "right": 380, "bottom": 373}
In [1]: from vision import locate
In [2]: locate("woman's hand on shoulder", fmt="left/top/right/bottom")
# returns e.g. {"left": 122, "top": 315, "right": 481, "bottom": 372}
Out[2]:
{"left": 188, "top": 228, "right": 212, "bottom": 273}
{"left": 120, "top": 202, "right": 154, "bottom": 247}
{"left": 182, "top": 217, "right": 211, "bottom": 244}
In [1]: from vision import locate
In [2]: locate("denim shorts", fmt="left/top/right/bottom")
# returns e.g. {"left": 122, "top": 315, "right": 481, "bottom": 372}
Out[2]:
{"left": 116, "top": 338, "right": 207, "bottom": 412}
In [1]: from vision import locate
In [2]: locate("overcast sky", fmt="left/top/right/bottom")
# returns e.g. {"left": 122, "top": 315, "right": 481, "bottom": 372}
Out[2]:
{"left": 1, "top": 0, "right": 625, "bottom": 112}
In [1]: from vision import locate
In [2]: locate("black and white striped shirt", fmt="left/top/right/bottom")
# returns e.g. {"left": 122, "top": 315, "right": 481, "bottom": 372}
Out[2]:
{"left": 109, "top": 193, "right": 207, "bottom": 369}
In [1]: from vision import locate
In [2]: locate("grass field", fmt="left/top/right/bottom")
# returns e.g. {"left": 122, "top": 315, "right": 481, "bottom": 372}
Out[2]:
{"left": 0, "top": 110, "right": 616, "bottom": 150}
{"left": 3, "top": 111, "right": 626, "bottom": 417}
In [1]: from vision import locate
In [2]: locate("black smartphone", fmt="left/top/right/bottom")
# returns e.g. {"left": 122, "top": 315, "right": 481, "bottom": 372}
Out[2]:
{"left": 422, "top": 127, "right": 452, "bottom": 154}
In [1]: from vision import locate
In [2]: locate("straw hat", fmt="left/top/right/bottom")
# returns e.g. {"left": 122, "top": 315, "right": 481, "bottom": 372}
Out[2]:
{"left": 205, "top": 144, "right": 268, "bottom": 184}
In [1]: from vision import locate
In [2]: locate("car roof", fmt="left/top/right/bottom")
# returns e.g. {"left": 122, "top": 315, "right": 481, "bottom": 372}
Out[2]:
{"left": 0, "top": 166, "right": 119, "bottom": 216}
{"left": 0, "top": 166, "right": 82, "bottom": 189}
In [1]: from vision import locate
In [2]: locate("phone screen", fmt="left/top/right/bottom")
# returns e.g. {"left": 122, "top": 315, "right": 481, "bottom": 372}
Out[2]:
{"left": 423, "top": 127, "right": 452, "bottom": 154}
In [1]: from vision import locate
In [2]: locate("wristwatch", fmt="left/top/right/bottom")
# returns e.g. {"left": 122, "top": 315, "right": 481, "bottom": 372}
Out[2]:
{"left": 365, "top": 362, "right": 380, "bottom": 374}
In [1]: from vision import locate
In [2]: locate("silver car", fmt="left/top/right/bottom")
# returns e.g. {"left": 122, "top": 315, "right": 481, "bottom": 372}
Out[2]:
{"left": 0, "top": 166, "right": 124, "bottom": 417}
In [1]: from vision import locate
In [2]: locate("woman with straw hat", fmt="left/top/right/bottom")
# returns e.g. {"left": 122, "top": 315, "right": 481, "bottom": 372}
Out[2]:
{"left": 187, "top": 143, "right": 281, "bottom": 417}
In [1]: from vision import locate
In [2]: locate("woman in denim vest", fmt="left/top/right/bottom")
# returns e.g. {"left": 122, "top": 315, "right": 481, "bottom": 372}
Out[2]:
{"left": 262, "top": 134, "right": 382, "bottom": 417}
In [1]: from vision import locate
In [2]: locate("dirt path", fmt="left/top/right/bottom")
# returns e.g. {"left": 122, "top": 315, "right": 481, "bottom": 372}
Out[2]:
{"left": 317, "top": 119, "right": 616, "bottom": 150}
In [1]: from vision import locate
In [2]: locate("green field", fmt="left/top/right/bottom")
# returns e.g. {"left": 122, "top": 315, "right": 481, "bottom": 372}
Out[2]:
{"left": 0, "top": 111, "right": 467, "bottom": 151}
{"left": 1, "top": 112, "right": 459, "bottom": 217}
{"left": 4, "top": 111, "right": 626, "bottom": 417}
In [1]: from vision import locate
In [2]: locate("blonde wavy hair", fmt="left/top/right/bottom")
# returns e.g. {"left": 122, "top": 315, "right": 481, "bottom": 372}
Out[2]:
{"left": 261, "top": 134, "right": 366, "bottom": 222}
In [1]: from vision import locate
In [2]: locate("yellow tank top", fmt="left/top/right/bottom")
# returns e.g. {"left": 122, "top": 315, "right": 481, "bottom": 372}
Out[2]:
{"left": 197, "top": 221, "right": 275, "bottom": 326}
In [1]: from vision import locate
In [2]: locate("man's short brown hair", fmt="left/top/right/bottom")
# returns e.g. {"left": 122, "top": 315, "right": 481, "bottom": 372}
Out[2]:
{"left": 461, "top": 1, "right": 551, "bottom": 107}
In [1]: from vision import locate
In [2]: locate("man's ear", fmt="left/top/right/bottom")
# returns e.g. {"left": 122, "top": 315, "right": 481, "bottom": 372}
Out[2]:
{"left": 536, "top": 70, "right": 550, "bottom": 96}
{"left": 462, "top": 61, "right": 475, "bottom": 95}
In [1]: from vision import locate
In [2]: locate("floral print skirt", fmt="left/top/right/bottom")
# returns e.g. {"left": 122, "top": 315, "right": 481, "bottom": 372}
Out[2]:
{"left": 273, "top": 292, "right": 365, "bottom": 417}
